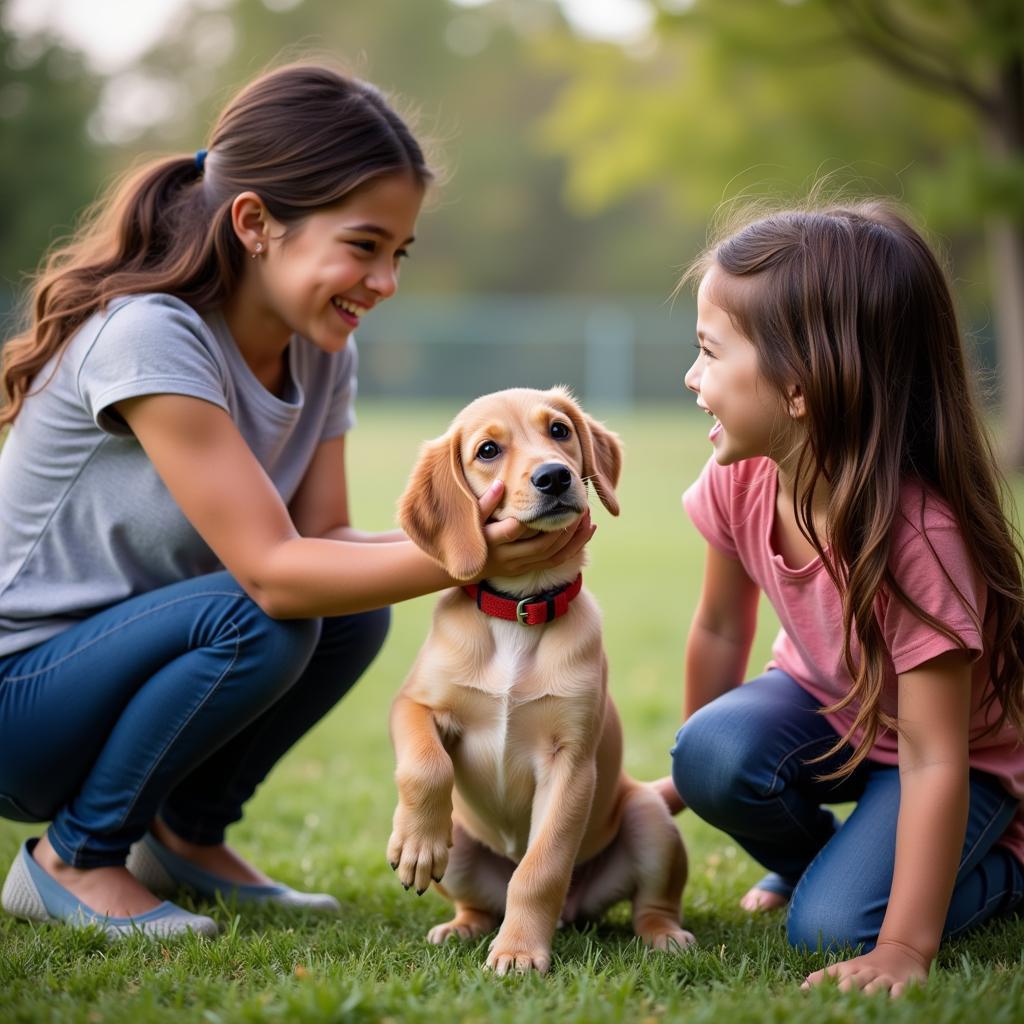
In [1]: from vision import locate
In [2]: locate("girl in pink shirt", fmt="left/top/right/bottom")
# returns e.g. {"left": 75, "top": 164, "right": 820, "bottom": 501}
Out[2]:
{"left": 664, "top": 203, "right": 1024, "bottom": 996}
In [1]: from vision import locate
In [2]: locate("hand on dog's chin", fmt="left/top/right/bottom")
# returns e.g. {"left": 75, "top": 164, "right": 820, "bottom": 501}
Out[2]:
{"left": 526, "top": 515, "right": 585, "bottom": 535}
{"left": 485, "top": 515, "right": 540, "bottom": 541}
{"left": 507, "top": 512, "right": 585, "bottom": 537}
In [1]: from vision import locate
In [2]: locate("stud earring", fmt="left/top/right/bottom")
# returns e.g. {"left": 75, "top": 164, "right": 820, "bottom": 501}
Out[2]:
{"left": 251, "top": 242, "right": 263, "bottom": 260}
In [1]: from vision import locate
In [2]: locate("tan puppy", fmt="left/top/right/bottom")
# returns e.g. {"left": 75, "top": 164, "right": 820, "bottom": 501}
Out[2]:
{"left": 388, "top": 387, "right": 694, "bottom": 974}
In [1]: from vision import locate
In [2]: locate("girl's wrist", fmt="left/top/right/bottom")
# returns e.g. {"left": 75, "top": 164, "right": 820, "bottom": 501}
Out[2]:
{"left": 874, "top": 936, "right": 934, "bottom": 970}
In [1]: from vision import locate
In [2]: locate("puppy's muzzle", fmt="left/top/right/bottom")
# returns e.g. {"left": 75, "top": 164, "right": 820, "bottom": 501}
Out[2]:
{"left": 526, "top": 462, "right": 584, "bottom": 529}
{"left": 532, "top": 462, "right": 572, "bottom": 497}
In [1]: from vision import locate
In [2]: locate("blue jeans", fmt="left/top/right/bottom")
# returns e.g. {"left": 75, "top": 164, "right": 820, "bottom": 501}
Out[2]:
{"left": 0, "top": 572, "right": 389, "bottom": 868}
{"left": 670, "top": 669, "right": 1024, "bottom": 951}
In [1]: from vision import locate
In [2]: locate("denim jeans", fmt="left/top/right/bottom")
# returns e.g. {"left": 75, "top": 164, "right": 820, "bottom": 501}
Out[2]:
{"left": 670, "top": 669, "right": 1024, "bottom": 951}
{"left": 0, "top": 571, "right": 390, "bottom": 868}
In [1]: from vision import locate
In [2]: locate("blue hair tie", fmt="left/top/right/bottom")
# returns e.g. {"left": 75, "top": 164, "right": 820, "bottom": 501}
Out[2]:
{"left": 195, "top": 149, "right": 208, "bottom": 173}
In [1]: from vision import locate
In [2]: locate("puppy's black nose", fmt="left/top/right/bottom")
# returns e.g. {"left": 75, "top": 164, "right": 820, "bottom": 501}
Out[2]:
{"left": 531, "top": 462, "right": 572, "bottom": 496}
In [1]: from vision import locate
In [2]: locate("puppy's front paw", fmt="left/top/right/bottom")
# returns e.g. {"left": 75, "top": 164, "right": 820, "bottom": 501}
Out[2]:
{"left": 639, "top": 923, "right": 696, "bottom": 952}
{"left": 485, "top": 926, "right": 552, "bottom": 975}
{"left": 387, "top": 805, "right": 451, "bottom": 894}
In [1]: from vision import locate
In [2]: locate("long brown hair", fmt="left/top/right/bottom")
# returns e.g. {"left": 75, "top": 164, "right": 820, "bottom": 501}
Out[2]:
{"left": 1, "top": 62, "right": 432, "bottom": 426}
{"left": 686, "top": 202, "right": 1024, "bottom": 777}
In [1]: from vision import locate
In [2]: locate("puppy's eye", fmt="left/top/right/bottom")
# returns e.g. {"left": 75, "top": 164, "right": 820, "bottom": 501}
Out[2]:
{"left": 550, "top": 422, "right": 571, "bottom": 440}
{"left": 476, "top": 441, "right": 501, "bottom": 461}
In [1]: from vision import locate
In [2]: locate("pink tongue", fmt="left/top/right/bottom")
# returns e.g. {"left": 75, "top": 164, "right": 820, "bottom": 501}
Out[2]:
{"left": 709, "top": 420, "right": 722, "bottom": 441}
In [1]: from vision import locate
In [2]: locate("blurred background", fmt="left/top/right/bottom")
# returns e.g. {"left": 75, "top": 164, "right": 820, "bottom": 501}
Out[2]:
{"left": 1, "top": 0, "right": 1022, "bottom": 456}
{"left": 3, "top": 9, "right": 1024, "bottom": 997}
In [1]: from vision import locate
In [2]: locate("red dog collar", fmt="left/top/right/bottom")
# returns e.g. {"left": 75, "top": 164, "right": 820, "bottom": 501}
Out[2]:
{"left": 462, "top": 574, "right": 583, "bottom": 626}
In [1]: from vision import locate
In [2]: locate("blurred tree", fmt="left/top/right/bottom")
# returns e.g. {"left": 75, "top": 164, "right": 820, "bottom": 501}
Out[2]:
{"left": 0, "top": 1, "right": 103, "bottom": 316}
{"left": 9, "top": 0, "right": 1018, "bottom": 428}
{"left": 828, "top": 0, "right": 1024, "bottom": 464}
{"left": 113, "top": 0, "right": 692, "bottom": 299}
{"left": 534, "top": 0, "right": 1024, "bottom": 464}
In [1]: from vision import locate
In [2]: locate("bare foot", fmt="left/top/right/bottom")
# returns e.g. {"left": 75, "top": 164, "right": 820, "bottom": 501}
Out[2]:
{"left": 33, "top": 832, "right": 162, "bottom": 917}
{"left": 150, "top": 819, "right": 274, "bottom": 887}
{"left": 648, "top": 775, "right": 686, "bottom": 816}
{"left": 739, "top": 885, "right": 789, "bottom": 912}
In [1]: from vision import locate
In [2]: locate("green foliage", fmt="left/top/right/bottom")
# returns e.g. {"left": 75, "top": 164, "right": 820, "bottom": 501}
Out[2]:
{"left": 114, "top": 0, "right": 691, "bottom": 297}
{"left": 0, "top": 4, "right": 104, "bottom": 308}
{"left": 2, "top": 401, "right": 1023, "bottom": 1022}
{"left": 534, "top": 0, "right": 1021, "bottom": 312}
{"left": 540, "top": 0, "right": 1020, "bottom": 219}
{"left": 3, "top": 0, "right": 1016, "bottom": 315}
{"left": 0, "top": 0, "right": 742, "bottom": 304}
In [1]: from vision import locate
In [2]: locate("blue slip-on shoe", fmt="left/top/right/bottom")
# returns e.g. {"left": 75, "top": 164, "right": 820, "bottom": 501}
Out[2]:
{"left": 0, "top": 838, "right": 219, "bottom": 938}
{"left": 126, "top": 832, "right": 341, "bottom": 913}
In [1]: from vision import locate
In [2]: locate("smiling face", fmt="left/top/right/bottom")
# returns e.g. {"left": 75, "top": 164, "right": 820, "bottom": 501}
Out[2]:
{"left": 248, "top": 170, "right": 423, "bottom": 354}
{"left": 684, "top": 265, "right": 795, "bottom": 466}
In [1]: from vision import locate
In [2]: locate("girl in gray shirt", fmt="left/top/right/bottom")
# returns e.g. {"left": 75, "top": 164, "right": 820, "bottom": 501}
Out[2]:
{"left": 0, "top": 62, "right": 593, "bottom": 938}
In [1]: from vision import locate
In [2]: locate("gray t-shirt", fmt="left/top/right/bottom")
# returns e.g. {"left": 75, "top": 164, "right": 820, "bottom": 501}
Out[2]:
{"left": 0, "top": 293, "right": 357, "bottom": 657}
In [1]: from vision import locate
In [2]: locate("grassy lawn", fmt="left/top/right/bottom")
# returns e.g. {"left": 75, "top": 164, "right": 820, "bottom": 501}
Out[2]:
{"left": 2, "top": 399, "right": 1024, "bottom": 1023}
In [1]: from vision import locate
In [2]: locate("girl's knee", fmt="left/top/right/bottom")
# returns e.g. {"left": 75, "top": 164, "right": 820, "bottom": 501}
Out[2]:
{"left": 317, "top": 605, "right": 391, "bottom": 663}
{"left": 670, "top": 708, "right": 758, "bottom": 816}
{"left": 355, "top": 604, "right": 391, "bottom": 658}
{"left": 262, "top": 613, "right": 322, "bottom": 669}
{"left": 206, "top": 595, "right": 321, "bottom": 698}
{"left": 281, "top": 606, "right": 390, "bottom": 709}
{"left": 786, "top": 879, "right": 878, "bottom": 954}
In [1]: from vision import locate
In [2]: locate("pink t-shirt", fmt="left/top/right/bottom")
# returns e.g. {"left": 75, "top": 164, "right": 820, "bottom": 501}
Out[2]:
{"left": 683, "top": 455, "right": 1024, "bottom": 866}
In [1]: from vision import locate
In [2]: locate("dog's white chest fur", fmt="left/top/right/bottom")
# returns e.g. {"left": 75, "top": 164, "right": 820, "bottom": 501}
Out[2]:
{"left": 454, "top": 618, "right": 549, "bottom": 858}
{"left": 487, "top": 617, "right": 542, "bottom": 690}
{"left": 478, "top": 619, "right": 538, "bottom": 759}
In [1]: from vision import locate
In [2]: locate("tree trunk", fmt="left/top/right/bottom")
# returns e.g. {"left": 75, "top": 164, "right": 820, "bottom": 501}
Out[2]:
{"left": 985, "top": 215, "right": 1024, "bottom": 470}
{"left": 985, "top": 46, "right": 1024, "bottom": 470}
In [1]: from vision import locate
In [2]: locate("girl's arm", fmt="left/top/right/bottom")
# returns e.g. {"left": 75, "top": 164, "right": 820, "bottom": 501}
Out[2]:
{"left": 803, "top": 648, "right": 972, "bottom": 996}
{"left": 654, "top": 542, "right": 758, "bottom": 814}
{"left": 684, "top": 543, "right": 759, "bottom": 719}
{"left": 116, "top": 394, "right": 592, "bottom": 617}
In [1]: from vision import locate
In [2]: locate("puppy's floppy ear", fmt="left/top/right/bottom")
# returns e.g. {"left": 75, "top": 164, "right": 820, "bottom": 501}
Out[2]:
{"left": 398, "top": 430, "right": 488, "bottom": 582}
{"left": 552, "top": 389, "right": 623, "bottom": 516}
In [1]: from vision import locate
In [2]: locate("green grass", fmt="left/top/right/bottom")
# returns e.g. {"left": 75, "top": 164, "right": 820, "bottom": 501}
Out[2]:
{"left": 2, "top": 400, "right": 1024, "bottom": 1023}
